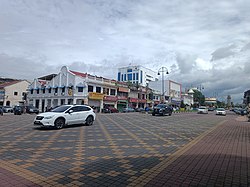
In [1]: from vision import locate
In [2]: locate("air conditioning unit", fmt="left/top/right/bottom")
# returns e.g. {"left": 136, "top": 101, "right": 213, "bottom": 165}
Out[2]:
{"left": 54, "top": 93, "right": 58, "bottom": 96}
{"left": 61, "top": 92, "right": 65, "bottom": 96}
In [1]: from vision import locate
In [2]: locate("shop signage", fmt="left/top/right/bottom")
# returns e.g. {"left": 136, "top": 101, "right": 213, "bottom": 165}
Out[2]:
{"left": 88, "top": 92, "right": 104, "bottom": 100}
{"left": 117, "top": 96, "right": 127, "bottom": 101}
{"left": 129, "top": 98, "right": 138, "bottom": 103}
{"left": 118, "top": 87, "right": 129, "bottom": 93}
{"left": 68, "top": 88, "right": 73, "bottom": 96}
{"left": 103, "top": 96, "right": 117, "bottom": 102}
{"left": 138, "top": 99, "right": 147, "bottom": 103}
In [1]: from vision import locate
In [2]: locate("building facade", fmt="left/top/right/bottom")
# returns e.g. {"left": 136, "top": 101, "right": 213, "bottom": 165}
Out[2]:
{"left": 27, "top": 66, "right": 155, "bottom": 112}
{"left": 117, "top": 65, "right": 158, "bottom": 87}
{"left": 148, "top": 80, "right": 182, "bottom": 105}
{"left": 28, "top": 66, "right": 119, "bottom": 112}
{"left": 182, "top": 89, "right": 194, "bottom": 107}
{"left": 0, "top": 80, "right": 30, "bottom": 107}
{"left": 244, "top": 90, "right": 250, "bottom": 106}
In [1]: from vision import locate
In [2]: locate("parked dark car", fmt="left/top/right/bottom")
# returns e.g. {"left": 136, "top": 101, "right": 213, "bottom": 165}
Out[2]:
{"left": 3, "top": 106, "right": 13, "bottom": 113}
{"left": 26, "top": 106, "right": 39, "bottom": 114}
{"left": 122, "top": 107, "right": 135, "bottom": 113}
{"left": 239, "top": 108, "right": 248, "bottom": 116}
{"left": 0, "top": 107, "right": 3, "bottom": 115}
{"left": 103, "top": 106, "right": 119, "bottom": 113}
{"left": 13, "top": 106, "right": 23, "bottom": 115}
{"left": 135, "top": 107, "right": 144, "bottom": 112}
{"left": 152, "top": 104, "right": 173, "bottom": 116}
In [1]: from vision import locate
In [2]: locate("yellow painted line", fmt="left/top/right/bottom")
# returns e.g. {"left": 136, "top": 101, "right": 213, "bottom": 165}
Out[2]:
{"left": 127, "top": 120, "right": 227, "bottom": 186}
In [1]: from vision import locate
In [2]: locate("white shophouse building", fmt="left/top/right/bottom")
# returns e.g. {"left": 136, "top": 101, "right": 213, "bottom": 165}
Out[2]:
{"left": 27, "top": 66, "right": 117, "bottom": 112}
{"left": 117, "top": 65, "right": 158, "bottom": 87}
{"left": 182, "top": 89, "right": 194, "bottom": 107}
{"left": 0, "top": 80, "right": 30, "bottom": 107}
{"left": 148, "top": 80, "right": 182, "bottom": 105}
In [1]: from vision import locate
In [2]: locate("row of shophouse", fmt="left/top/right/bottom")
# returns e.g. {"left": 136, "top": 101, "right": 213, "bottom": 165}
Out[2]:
{"left": 1, "top": 65, "right": 195, "bottom": 112}
{"left": 27, "top": 66, "right": 185, "bottom": 112}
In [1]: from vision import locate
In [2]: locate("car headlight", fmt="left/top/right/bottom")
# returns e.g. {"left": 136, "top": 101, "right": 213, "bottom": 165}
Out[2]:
{"left": 44, "top": 115, "right": 54, "bottom": 119}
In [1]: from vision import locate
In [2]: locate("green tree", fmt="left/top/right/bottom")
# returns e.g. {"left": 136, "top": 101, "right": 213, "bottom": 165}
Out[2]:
{"left": 193, "top": 90, "right": 205, "bottom": 106}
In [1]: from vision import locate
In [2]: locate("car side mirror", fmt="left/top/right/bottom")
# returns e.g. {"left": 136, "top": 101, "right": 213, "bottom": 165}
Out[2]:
{"left": 68, "top": 110, "right": 73, "bottom": 114}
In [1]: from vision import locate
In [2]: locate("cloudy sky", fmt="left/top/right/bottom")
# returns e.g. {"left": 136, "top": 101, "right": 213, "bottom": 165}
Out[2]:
{"left": 1, "top": 0, "right": 250, "bottom": 103}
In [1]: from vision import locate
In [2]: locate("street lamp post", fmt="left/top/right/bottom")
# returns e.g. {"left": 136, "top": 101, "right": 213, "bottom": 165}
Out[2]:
{"left": 158, "top": 67, "right": 169, "bottom": 103}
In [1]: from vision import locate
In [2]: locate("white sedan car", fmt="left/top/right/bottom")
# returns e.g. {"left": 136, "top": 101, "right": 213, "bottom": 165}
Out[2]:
{"left": 34, "top": 105, "right": 96, "bottom": 129}
{"left": 216, "top": 108, "right": 226, "bottom": 116}
{"left": 197, "top": 106, "right": 208, "bottom": 114}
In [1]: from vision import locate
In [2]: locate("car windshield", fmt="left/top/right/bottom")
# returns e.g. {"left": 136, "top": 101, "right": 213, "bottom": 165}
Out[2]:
{"left": 217, "top": 108, "right": 225, "bottom": 111}
{"left": 156, "top": 104, "right": 166, "bottom": 108}
{"left": 199, "top": 107, "right": 206, "bottom": 109}
{"left": 51, "top": 105, "right": 71, "bottom": 113}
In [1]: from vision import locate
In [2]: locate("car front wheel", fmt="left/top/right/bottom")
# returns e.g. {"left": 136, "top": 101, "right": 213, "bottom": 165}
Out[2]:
{"left": 86, "top": 116, "right": 94, "bottom": 126}
{"left": 54, "top": 118, "right": 65, "bottom": 129}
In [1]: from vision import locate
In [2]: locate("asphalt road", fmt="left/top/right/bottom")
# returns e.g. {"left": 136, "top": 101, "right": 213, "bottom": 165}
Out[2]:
{"left": 0, "top": 111, "right": 236, "bottom": 186}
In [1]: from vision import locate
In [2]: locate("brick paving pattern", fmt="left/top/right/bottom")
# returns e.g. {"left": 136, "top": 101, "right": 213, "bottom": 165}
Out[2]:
{"left": 144, "top": 115, "right": 250, "bottom": 186}
{"left": 0, "top": 112, "right": 248, "bottom": 186}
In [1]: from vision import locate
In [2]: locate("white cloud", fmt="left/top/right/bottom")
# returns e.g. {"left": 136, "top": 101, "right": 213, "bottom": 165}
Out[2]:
{"left": 195, "top": 58, "right": 212, "bottom": 70}
{"left": 0, "top": 0, "right": 250, "bottom": 103}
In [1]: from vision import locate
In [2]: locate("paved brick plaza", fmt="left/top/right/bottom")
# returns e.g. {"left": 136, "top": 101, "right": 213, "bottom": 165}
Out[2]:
{"left": 0, "top": 112, "right": 249, "bottom": 186}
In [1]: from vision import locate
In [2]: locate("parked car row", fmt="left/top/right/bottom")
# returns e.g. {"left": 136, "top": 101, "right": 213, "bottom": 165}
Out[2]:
{"left": 232, "top": 108, "right": 248, "bottom": 116}
{"left": 197, "top": 106, "right": 227, "bottom": 116}
{"left": 0, "top": 105, "right": 39, "bottom": 115}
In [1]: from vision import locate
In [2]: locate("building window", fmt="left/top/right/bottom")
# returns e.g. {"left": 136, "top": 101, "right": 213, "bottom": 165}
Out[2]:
{"left": 133, "top": 73, "right": 135, "bottom": 80}
{"left": 96, "top": 87, "right": 101, "bottom": 93}
{"left": 124, "top": 74, "right": 127, "bottom": 81}
{"left": 140, "top": 71, "right": 143, "bottom": 83}
{"left": 88, "top": 85, "right": 93, "bottom": 92}
{"left": 118, "top": 72, "right": 121, "bottom": 81}
{"left": 110, "top": 89, "right": 116, "bottom": 96}
{"left": 78, "top": 87, "right": 83, "bottom": 92}
{"left": 62, "top": 87, "right": 65, "bottom": 93}
{"left": 103, "top": 88, "right": 109, "bottom": 95}
{"left": 142, "top": 94, "right": 145, "bottom": 99}
{"left": 30, "top": 89, "right": 33, "bottom": 94}
{"left": 48, "top": 88, "right": 51, "bottom": 93}
{"left": 37, "top": 89, "right": 39, "bottom": 94}
{"left": 14, "top": 92, "right": 18, "bottom": 96}
{"left": 55, "top": 88, "right": 58, "bottom": 93}
{"left": 128, "top": 74, "right": 132, "bottom": 81}
{"left": 136, "top": 73, "right": 139, "bottom": 80}
{"left": 127, "top": 69, "right": 132, "bottom": 72}
{"left": 42, "top": 89, "right": 45, "bottom": 94}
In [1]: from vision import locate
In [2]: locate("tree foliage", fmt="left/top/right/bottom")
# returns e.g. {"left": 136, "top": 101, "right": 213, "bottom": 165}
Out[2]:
{"left": 193, "top": 90, "right": 205, "bottom": 106}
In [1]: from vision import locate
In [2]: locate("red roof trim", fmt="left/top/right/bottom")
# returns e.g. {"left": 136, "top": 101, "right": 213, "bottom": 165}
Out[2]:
{"left": 0, "top": 80, "right": 22, "bottom": 88}
{"left": 69, "top": 70, "right": 87, "bottom": 78}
